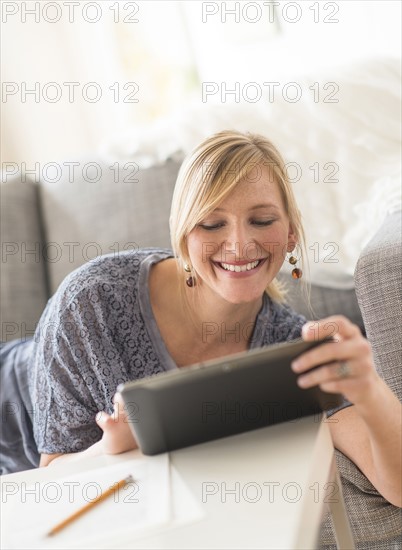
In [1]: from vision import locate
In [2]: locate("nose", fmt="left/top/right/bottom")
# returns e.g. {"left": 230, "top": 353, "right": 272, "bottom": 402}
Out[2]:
{"left": 221, "top": 222, "right": 258, "bottom": 263}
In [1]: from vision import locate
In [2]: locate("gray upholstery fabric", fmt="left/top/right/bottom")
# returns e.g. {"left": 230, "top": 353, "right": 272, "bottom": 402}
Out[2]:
{"left": 39, "top": 157, "right": 182, "bottom": 294}
{"left": 0, "top": 180, "right": 48, "bottom": 341}
{"left": 320, "top": 451, "right": 402, "bottom": 549}
{"left": 277, "top": 273, "right": 364, "bottom": 332}
{"left": 319, "top": 212, "right": 402, "bottom": 549}
{"left": 355, "top": 211, "right": 402, "bottom": 399}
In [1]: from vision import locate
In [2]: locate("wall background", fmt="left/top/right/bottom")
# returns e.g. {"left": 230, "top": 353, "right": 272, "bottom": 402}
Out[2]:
{"left": 1, "top": 0, "right": 401, "bottom": 166}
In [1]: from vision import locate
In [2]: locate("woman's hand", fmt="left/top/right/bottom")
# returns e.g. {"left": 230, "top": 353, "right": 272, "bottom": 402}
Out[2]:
{"left": 96, "top": 392, "right": 138, "bottom": 455}
{"left": 293, "top": 315, "right": 402, "bottom": 507}
{"left": 291, "top": 315, "right": 381, "bottom": 407}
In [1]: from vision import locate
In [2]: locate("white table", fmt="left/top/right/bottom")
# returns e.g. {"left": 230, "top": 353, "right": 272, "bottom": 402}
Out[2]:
{"left": 0, "top": 415, "right": 355, "bottom": 549}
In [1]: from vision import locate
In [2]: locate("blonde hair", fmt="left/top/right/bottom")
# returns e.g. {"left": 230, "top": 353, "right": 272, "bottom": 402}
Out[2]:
{"left": 169, "top": 130, "right": 308, "bottom": 309}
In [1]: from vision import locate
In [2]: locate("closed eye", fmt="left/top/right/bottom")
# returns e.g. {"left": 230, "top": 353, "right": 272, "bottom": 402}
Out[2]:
{"left": 252, "top": 220, "right": 275, "bottom": 226}
{"left": 198, "top": 223, "right": 225, "bottom": 231}
{"left": 198, "top": 220, "right": 276, "bottom": 231}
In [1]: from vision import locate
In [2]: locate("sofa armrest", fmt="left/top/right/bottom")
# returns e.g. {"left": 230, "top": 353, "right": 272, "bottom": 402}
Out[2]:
{"left": 354, "top": 211, "right": 402, "bottom": 400}
{"left": 319, "top": 211, "right": 402, "bottom": 549}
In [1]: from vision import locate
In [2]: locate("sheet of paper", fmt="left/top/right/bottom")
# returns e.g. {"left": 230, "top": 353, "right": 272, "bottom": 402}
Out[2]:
{"left": 2, "top": 454, "right": 170, "bottom": 550}
{"left": 106, "top": 464, "right": 206, "bottom": 549}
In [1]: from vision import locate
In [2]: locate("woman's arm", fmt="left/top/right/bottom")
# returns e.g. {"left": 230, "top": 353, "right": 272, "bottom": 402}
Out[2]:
{"left": 40, "top": 393, "right": 138, "bottom": 467}
{"left": 40, "top": 441, "right": 104, "bottom": 467}
{"left": 328, "top": 386, "right": 401, "bottom": 507}
{"left": 292, "top": 315, "right": 402, "bottom": 508}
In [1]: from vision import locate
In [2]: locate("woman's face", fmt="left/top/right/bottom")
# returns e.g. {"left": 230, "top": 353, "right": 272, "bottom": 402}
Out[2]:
{"left": 186, "top": 164, "right": 297, "bottom": 305}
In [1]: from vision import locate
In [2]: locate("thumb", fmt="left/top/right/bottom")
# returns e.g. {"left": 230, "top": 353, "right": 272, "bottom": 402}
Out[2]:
{"left": 301, "top": 321, "right": 316, "bottom": 341}
{"left": 95, "top": 410, "right": 114, "bottom": 430}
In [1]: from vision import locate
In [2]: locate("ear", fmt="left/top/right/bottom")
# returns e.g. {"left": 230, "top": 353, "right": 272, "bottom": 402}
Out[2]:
{"left": 286, "top": 223, "right": 298, "bottom": 252}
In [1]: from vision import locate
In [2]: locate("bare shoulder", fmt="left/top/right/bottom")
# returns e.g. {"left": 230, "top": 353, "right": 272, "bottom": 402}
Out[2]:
{"left": 329, "top": 406, "right": 377, "bottom": 486}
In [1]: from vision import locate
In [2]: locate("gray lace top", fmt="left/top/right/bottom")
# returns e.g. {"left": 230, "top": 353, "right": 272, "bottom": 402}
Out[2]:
{"left": 27, "top": 248, "right": 306, "bottom": 455}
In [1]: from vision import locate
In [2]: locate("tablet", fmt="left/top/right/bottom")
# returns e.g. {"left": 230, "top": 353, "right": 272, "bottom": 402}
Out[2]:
{"left": 118, "top": 338, "right": 343, "bottom": 455}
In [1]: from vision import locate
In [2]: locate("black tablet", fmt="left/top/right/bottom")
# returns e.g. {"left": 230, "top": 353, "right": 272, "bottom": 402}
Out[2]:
{"left": 118, "top": 338, "right": 343, "bottom": 455}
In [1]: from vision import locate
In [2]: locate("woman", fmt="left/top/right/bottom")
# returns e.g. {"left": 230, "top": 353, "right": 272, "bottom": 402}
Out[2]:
{"left": 1, "top": 132, "right": 401, "bottom": 513}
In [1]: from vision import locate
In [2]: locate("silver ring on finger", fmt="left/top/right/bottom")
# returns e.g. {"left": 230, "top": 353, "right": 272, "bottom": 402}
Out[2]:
{"left": 337, "top": 360, "right": 351, "bottom": 379}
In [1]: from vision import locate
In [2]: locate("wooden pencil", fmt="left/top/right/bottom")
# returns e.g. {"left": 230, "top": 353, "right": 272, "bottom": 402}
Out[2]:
{"left": 47, "top": 474, "right": 134, "bottom": 536}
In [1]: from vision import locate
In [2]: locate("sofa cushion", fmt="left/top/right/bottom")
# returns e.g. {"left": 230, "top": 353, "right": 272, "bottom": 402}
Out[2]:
{"left": 277, "top": 273, "right": 364, "bottom": 332}
{"left": 40, "top": 157, "right": 182, "bottom": 294}
{"left": 0, "top": 180, "right": 48, "bottom": 340}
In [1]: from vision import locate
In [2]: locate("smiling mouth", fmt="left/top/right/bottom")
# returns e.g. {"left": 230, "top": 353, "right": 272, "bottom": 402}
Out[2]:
{"left": 214, "top": 259, "right": 265, "bottom": 272}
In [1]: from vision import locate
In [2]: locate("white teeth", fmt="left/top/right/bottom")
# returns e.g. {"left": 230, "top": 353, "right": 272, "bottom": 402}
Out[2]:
{"left": 220, "top": 260, "right": 260, "bottom": 272}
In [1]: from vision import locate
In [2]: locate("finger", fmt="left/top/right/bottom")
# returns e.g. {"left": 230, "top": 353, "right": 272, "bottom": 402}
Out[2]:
{"left": 297, "top": 361, "right": 356, "bottom": 388}
{"left": 113, "top": 392, "right": 124, "bottom": 405}
{"left": 318, "top": 378, "right": 363, "bottom": 395}
{"left": 318, "top": 380, "right": 343, "bottom": 394}
{"left": 292, "top": 339, "right": 360, "bottom": 374}
{"left": 96, "top": 411, "right": 114, "bottom": 428}
{"left": 112, "top": 392, "right": 126, "bottom": 417}
{"left": 302, "top": 316, "right": 361, "bottom": 343}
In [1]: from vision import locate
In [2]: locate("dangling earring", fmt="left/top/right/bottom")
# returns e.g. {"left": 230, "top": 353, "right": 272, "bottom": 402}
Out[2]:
{"left": 288, "top": 254, "right": 302, "bottom": 279}
{"left": 184, "top": 263, "right": 195, "bottom": 287}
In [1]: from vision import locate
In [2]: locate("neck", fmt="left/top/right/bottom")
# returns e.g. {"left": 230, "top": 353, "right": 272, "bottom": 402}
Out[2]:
{"left": 182, "top": 282, "right": 264, "bottom": 349}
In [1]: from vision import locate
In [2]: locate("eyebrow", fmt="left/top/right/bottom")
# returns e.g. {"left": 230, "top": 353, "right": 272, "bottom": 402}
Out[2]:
{"left": 214, "top": 204, "right": 280, "bottom": 212}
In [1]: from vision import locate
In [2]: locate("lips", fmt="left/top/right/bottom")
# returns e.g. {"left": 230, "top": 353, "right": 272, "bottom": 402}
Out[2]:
{"left": 213, "top": 258, "right": 266, "bottom": 273}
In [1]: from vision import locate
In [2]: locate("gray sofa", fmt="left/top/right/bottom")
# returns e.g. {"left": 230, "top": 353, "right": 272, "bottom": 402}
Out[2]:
{"left": 1, "top": 157, "right": 401, "bottom": 548}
